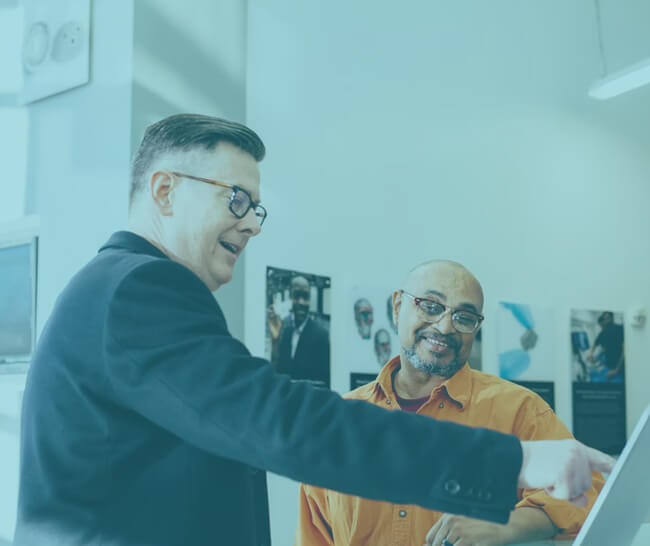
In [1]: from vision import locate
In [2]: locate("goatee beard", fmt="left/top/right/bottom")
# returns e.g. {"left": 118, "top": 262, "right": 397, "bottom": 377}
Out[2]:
{"left": 403, "top": 346, "right": 464, "bottom": 377}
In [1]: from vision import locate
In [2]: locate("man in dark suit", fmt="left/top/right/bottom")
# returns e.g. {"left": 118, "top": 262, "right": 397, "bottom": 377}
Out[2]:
{"left": 587, "top": 311, "right": 625, "bottom": 382}
{"left": 269, "top": 276, "right": 330, "bottom": 387}
{"left": 15, "top": 114, "right": 614, "bottom": 546}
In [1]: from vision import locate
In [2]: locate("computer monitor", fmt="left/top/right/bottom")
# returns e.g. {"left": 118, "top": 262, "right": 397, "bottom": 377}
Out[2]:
{"left": 573, "top": 404, "right": 650, "bottom": 546}
{"left": 0, "top": 236, "right": 38, "bottom": 366}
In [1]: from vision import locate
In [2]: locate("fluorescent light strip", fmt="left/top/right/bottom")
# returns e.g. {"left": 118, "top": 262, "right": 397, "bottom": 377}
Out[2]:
{"left": 589, "top": 57, "right": 650, "bottom": 99}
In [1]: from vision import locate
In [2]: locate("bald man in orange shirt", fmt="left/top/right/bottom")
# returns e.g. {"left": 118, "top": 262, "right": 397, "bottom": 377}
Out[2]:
{"left": 296, "top": 261, "right": 604, "bottom": 546}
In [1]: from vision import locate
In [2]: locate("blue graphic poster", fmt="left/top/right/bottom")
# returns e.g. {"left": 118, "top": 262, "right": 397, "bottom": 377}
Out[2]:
{"left": 497, "top": 302, "right": 555, "bottom": 409}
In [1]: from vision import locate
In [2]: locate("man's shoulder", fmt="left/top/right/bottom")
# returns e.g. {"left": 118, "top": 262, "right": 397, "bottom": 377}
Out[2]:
{"left": 304, "top": 315, "right": 329, "bottom": 338}
{"left": 343, "top": 381, "right": 380, "bottom": 403}
{"left": 54, "top": 243, "right": 169, "bottom": 312}
{"left": 468, "top": 369, "right": 550, "bottom": 409}
{"left": 93, "top": 245, "right": 209, "bottom": 298}
{"left": 70, "top": 242, "right": 225, "bottom": 331}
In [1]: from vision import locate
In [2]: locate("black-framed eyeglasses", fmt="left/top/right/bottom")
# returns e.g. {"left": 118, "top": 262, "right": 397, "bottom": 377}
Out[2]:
{"left": 169, "top": 171, "right": 267, "bottom": 226}
{"left": 400, "top": 290, "right": 484, "bottom": 334}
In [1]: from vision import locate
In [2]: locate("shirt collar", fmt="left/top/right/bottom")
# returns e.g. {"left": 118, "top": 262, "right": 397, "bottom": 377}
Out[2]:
{"left": 441, "top": 362, "right": 472, "bottom": 408}
{"left": 375, "top": 356, "right": 473, "bottom": 409}
{"left": 291, "top": 313, "right": 310, "bottom": 332}
{"left": 376, "top": 356, "right": 402, "bottom": 400}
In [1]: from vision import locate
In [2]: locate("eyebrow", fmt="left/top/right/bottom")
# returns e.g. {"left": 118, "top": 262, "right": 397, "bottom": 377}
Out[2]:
{"left": 423, "top": 290, "right": 479, "bottom": 313}
{"left": 424, "top": 290, "right": 446, "bottom": 300}
{"left": 234, "top": 184, "right": 262, "bottom": 205}
{"left": 207, "top": 174, "right": 260, "bottom": 204}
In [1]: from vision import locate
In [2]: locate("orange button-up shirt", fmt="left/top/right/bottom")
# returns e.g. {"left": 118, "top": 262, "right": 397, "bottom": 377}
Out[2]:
{"left": 296, "top": 357, "right": 604, "bottom": 546}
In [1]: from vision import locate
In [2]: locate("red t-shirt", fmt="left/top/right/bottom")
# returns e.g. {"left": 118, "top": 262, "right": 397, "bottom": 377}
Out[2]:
{"left": 394, "top": 393, "right": 429, "bottom": 413}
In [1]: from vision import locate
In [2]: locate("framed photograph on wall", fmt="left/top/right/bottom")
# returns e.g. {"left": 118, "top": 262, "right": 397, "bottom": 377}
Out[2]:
{"left": 571, "top": 309, "right": 626, "bottom": 454}
{"left": 266, "top": 266, "right": 331, "bottom": 388}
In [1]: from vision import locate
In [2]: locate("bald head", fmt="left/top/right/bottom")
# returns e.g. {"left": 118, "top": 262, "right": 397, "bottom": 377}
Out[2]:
{"left": 291, "top": 276, "right": 310, "bottom": 292}
{"left": 403, "top": 260, "right": 484, "bottom": 313}
{"left": 290, "top": 276, "right": 311, "bottom": 325}
{"left": 394, "top": 260, "right": 484, "bottom": 380}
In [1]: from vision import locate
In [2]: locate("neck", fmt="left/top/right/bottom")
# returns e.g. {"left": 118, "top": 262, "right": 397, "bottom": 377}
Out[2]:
{"left": 293, "top": 314, "right": 308, "bottom": 328}
{"left": 127, "top": 214, "right": 220, "bottom": 292}
{"left": 393, "top": 355, "right": 447, "bottom": 399}
{"left": 127, "top": 211, "right": 166, "bottom": 254}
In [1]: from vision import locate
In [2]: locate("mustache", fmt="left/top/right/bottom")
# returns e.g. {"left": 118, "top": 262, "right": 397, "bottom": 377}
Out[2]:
{"left": 415, "top": 329, "right": 459, "bottom": 350}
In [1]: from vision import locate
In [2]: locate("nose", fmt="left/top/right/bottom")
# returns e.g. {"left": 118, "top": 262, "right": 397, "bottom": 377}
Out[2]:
{"left": 435, "top": 308, "right": 455, "bottom": 334}
{"left": 239, "top": 207, "right": 262, "bottom": 236}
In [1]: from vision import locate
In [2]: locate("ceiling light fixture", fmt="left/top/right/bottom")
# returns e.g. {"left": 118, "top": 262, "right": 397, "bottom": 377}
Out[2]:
{"left": 589, "top": 0, "right": 650, "bottom": 100}
{"left": 589, "top": 57, "right": 650, "bottom": 99}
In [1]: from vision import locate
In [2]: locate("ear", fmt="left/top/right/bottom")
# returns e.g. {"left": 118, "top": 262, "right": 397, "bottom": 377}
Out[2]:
{"left": 150, "top": 170, "right": 176, "bottom": 216}
{"left": 392, "top": 290, "right": 402, "bottom": 329}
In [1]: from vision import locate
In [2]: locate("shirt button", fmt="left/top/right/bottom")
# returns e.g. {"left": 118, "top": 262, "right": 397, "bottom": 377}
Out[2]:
{"left": 399, "top": 510, "right": 407, "bottom": 517}
{"left": 439, "top": 402, "right": 445, "bottom": 408}
{"left": 444, "top": 480, "right": 461, "bottom": 495}
{"left": 386, "top": 400, "right": 391, "bottom": 405}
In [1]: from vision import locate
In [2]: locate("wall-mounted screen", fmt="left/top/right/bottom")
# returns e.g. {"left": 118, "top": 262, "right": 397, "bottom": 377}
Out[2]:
{"left": 0, "top": 237, "right": 37, "bottom": 365}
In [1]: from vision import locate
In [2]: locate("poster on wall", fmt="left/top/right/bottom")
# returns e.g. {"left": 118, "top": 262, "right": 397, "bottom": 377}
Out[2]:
{"left": 266, "top": 267, "right": 331, "bottom": 388}
{"left": 348, "top": 287, "right": 399, "bottom": 374}
{"left": 571, "top": 309, "right": 626, "bottom": 454}
{"left": 497, "top": 302, "right": 555, "bottom": 410}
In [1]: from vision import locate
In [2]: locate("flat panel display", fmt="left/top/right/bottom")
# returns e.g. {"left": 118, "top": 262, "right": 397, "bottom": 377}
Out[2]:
{"left": 0, "top": 237, "right": 37, "bottom": 364}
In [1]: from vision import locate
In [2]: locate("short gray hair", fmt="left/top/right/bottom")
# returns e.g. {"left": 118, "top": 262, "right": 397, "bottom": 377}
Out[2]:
{"left": 130, "top": 114, "right": 265, "bottom": 206}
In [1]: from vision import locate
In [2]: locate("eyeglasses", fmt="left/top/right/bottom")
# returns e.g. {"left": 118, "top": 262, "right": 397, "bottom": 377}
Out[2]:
{"left": 400, "top": 290, "right": 484, "bottom": 334}
{"left": 169, "top": 171, "right": 267, "bottom": 226}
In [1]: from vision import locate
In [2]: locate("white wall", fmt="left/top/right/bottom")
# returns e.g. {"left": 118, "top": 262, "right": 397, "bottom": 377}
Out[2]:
{"left": 1, "top": 11, "right": 30, "bottom": 541}
{"left": 27, "top": 4, "right": 135, "bottom": 336}
{"left": 0, "top": 107, "right": 28, "bottom": 224}
{"left": 131, "top": 0, "right": 249, "bottom": 340}
{"left": 0, "top": 3, "right": 22, "bottom": 96}
{"left": 245, "top": 1, "right": 650, "bottom": 543}
{"left": 0, "top": 5, "right": 27, "bottom": 223}
{"left": 0, "top": 369, "right": 28, "bottom": 544}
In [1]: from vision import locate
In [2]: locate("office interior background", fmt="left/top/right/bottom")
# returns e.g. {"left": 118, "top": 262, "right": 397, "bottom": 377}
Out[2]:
{"left": 1, "top": 1, "right": 650, "bottom": 544}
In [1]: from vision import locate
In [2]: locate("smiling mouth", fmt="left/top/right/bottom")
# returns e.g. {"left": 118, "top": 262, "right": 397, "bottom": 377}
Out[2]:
{"left": 418, "top": 334, "right": 456, "bottom": 353}
{"left": 219, "top": 241, "right": 241, "bottom": 255}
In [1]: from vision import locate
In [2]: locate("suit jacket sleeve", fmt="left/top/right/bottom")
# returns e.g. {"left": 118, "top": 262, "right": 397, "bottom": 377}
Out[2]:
{"left": 513, "top": 401, "right": 605, "bottom": 537}
{"left": 103, "top": 259, "right": 522, "bottom": 522}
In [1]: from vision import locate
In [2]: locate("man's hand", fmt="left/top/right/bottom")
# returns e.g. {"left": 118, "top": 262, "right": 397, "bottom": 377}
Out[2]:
{"left": 424, "top": 507, "right": 557, "bottom": 546}
{"left": 424, "top": 514, "right": 504, "bottom": 546}
{"left": 519, "top": 439, "right": 615, "bottom": 506}
{"left": 267, "top": 306, "right": 282, "bottom": 341}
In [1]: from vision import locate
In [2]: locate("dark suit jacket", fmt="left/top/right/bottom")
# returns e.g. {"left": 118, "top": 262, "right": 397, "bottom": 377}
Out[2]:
{"left": 275, "top": 315, "right": 330, "bottom": 386}
{"left": 15, "top": 231, "right": 523, "bottom": 546}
